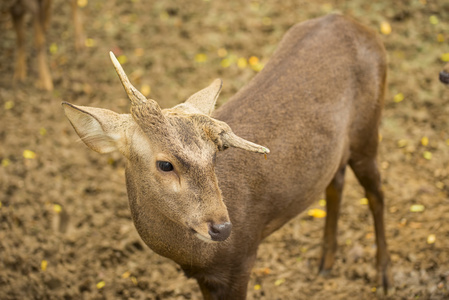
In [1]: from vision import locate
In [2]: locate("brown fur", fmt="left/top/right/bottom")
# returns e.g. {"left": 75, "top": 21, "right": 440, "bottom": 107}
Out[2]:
{"left": 63, "top": 14, "right": 392, "bottom": 299}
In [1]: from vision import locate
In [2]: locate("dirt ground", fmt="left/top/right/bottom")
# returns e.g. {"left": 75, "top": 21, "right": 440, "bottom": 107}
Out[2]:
{"left": 1, "top": 0, "right": 449, "bottom": 299}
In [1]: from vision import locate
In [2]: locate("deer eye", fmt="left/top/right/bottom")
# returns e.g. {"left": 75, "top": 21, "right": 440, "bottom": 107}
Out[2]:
{"left": 157, "top": 161, "right": 174, "bottom": 172}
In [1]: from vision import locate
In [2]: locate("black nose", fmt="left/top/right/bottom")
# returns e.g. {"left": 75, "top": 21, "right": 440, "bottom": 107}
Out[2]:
{"left": 440, "top": 71, "right": 449, "bottom": 84}
{"left": 208, "top": 222, "right": 232, "bottom": 241}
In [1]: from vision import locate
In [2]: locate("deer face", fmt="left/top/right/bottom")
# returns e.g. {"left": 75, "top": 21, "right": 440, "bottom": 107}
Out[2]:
{"left": 62, "top": 52, "right": 269, "bottom": 243}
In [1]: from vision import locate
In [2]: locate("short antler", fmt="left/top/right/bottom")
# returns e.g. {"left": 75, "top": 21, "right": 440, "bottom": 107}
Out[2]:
{"left": 109, "top": 51, "right": 148, "bottom": 106}
{"left": 221, "top": 132, "right": 270, "bottom": 154}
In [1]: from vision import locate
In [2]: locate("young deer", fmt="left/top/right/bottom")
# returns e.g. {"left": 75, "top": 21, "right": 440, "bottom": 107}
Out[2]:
{"left": 9, "top": 0, "right": 84, "bottom": 91}
{"left": 63, "top": 14, "right": 392, "bottom": 299}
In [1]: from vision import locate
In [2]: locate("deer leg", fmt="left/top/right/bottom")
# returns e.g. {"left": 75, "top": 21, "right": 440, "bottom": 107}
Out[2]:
{"left": 11, "top": 4, "right": 27, "bottom": 82}
{"left": 34, "top": 0, "right": 53, "bottom": 91}
{"left": 319, "top": 165, "right": 346, "bottom": 275}
{"left": 71, "top": 0, "right": 85, "bottom": 51}
{"left": 349, "top": 157, "right": 393, "bottom": 295}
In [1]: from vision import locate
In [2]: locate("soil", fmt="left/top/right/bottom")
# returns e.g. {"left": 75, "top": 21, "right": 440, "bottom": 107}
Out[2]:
{"left": 1, "top": 0, "right": 449, "bottom": 299}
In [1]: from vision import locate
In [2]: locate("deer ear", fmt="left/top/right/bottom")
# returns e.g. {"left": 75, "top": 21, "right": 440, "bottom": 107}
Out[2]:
{"left": 62, "top": 102, "right": 130, "bottom": 154}
{"left": 185, "top": 79, "right": 222, "bottom": 115}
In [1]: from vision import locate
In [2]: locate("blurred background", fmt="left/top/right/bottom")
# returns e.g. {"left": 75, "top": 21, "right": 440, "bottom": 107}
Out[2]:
{"left": 0, "top": 0, "right": 448, "bottom": 299}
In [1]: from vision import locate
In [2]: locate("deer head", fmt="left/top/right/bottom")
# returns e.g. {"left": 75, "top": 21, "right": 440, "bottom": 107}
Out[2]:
{"left": 62, "top": 52, "right": 269, "bottom": 243}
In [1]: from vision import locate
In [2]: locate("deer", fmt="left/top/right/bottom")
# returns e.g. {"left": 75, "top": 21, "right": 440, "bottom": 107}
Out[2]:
{"left": 9, "top": 0, "right": 84, "bottom": 91}
{"left": 440, "top": 63, "right": 449, "bottom": 84}
{"left": 62, "top": 14, "right": 392, "bottom": 299}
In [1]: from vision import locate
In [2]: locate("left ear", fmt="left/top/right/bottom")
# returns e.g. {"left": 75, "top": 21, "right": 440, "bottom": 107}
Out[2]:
{"left": 62, "top": 102, "right": 132, "bottom": 155}
{"left": 185, "top": 79, "right": 222, "bottom": 115}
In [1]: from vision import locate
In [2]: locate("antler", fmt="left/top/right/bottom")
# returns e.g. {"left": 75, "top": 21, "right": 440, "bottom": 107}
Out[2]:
{"left": 109, "top": 51, "right": 148, "bottom": 106}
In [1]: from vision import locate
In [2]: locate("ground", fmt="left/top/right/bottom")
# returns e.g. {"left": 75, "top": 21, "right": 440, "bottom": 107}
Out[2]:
{"left": 0, "top": 0, "right": 449, "bottom": 299}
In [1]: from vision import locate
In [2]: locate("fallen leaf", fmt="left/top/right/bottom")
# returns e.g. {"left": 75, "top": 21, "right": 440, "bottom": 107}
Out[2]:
{"left": 249, "top": 56, "right": 259, "bottom": 66}
{"left": 410, "top": 204, "right": 425, "bottom": 212}
{"left": 237, "top": 57, "right": 247, "bottom": 69}
{"left": 194, "top": 53, "right": 207, "bottom": 63}
{"left": 96, "top": 281, "right": 105, "bottom": 289}
{"left": 394, "top": 93, "right": 404, "bottom": 103}
{"left": 41, "top": 260, "right": 48, "bottom": 271}
{"left": 53, "top": 204, "right": 62, "bottom": 214}
{"left": 427, "top": 234, "right": 436, "bottom": 244}
{"left": 254, "top": 284, "right": 261, "bottom": 290}
{"left": 423, "top": 151, "right": 432, "bottom": 160}
{"left": 360, "top": 198, "right": 369, "bottom": 205}
{"left": 441, "top": 53, "right": 449, "bottom": 62}
{"left": 274, "top": 278, "right": 285, "bottom": 286}
{"left": 421, "top": 136, "right": 429, "bottom": 146}
{"left": 4, "top": 101, "right": 14, "bottom": 110}
{"left": 429, "top": 15, "right": 439, "bottom": 25}
{"left": 380, "top": 21, "right": 391, "bottom": 35}
{"left": 308, "top": 208, "right": 326, "bottom": 218}
{"left": 23, "top": 150, "right": 36, "bottom": 159}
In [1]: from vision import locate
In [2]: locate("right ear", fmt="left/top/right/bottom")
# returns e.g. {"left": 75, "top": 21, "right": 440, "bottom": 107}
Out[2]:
{"left": 62, "top": 102, "right": 132, "bottom": 154}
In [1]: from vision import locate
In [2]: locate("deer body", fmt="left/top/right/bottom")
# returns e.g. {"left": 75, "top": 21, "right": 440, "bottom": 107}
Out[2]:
{"left": 63, "top": 14, "right": 392, "bottom": 299}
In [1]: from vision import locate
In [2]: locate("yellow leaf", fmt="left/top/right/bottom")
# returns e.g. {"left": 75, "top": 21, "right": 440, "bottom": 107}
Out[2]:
{"left": 429, "top": 15, "right": 439, "bottom": 25}
{"left": 131, "top": 276, "right": 138, "bottom": 286}
{"left": 441, "top": 53, "right": 449, "bottom": 62}
{"left": 254, "top": 284, "right": 261, "bottom": 290}
{"left": 360, "top": 198, "right": 369, "bottom": 205}
{"left": 251, "top": 63, "right": 264, "bottom": 72}
{"left": 117, "top": 55, "right": 128, "bottom": 64}
{"left": 40, "top": 128, "right": 47, "bottom": 136}
{"left": 141, "top": 84, "right": 151, "bottom": 97}
{"left": 237, "top": 57, "right": 247, "bottom": 69}
{"left": 23, "top": 150, "right": 36, "bottom": 159}
{"left": 85, "top": 38, "right": 95, "bottom": 47}
{"left": 423, "top": 151, "right": 432, "bottom": 160}
{"left": 378, "top": 133, "right": 383, "bottom": 142}
{"left": 421, "top": 136, "right": 428, "bottom": 146}
{"left": 96, "top": 281, "right": 105, "bottom": 289}
{"left": 319, "top": 199, "right": 326, "bottom": 207}
{"left": 49, "top": 43, "right": 58, "bottom": 54}
{"left": 122, "top": 271, "right": 131, "bottom": 279}
{"left": 437, "top": 34, "right": 445, "bottom": 43}
{"left": 274, "top": 278, "right": 285, "bottom": 286}
{"left": 308, "top": 208, "right": 326, "bottom": 218}
{"left": 4, "top": 101, "right": 14, "bottom": 110}
{"left": 53, "top": 204, "right": 62, "bottom": 214}
{"left": 1, "top": 159, "right": 10, "bottom": 167}
{"left": 410, "top": 204, "right": 425, "bottom": 212}
{"left": 427, "top": 234, "right": 436, "bottom": 244}
{"left": 380, "top": 21, "right": 391, "bottom": 35}
{"left": 249, "top": 56, "right": 259, "bottom": 66}
{"left": 41, "top": 260, "right": 48, "bottom": 271}
{"left": 446, "top": 139, "right": 449, "bottom": 146}
{"left": 220, "top": 58, "right": 231, "bottom": 68}
{"left": 397, "top": 139, "right": 407, "bottom": 148}
{"left": 217, "top": 48, "right": 227, "bottom": 57}
{"left": 371, "top": 287, "right": 377, "bottom": 293}
{"left": 393, "top": 93, "right": 404, "bottom": 103}
{"left": 194, "top": 53, "right": 207, "bottom": 63}
{"left": 77, "top": 0, "right": 88, "bottom": 8}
